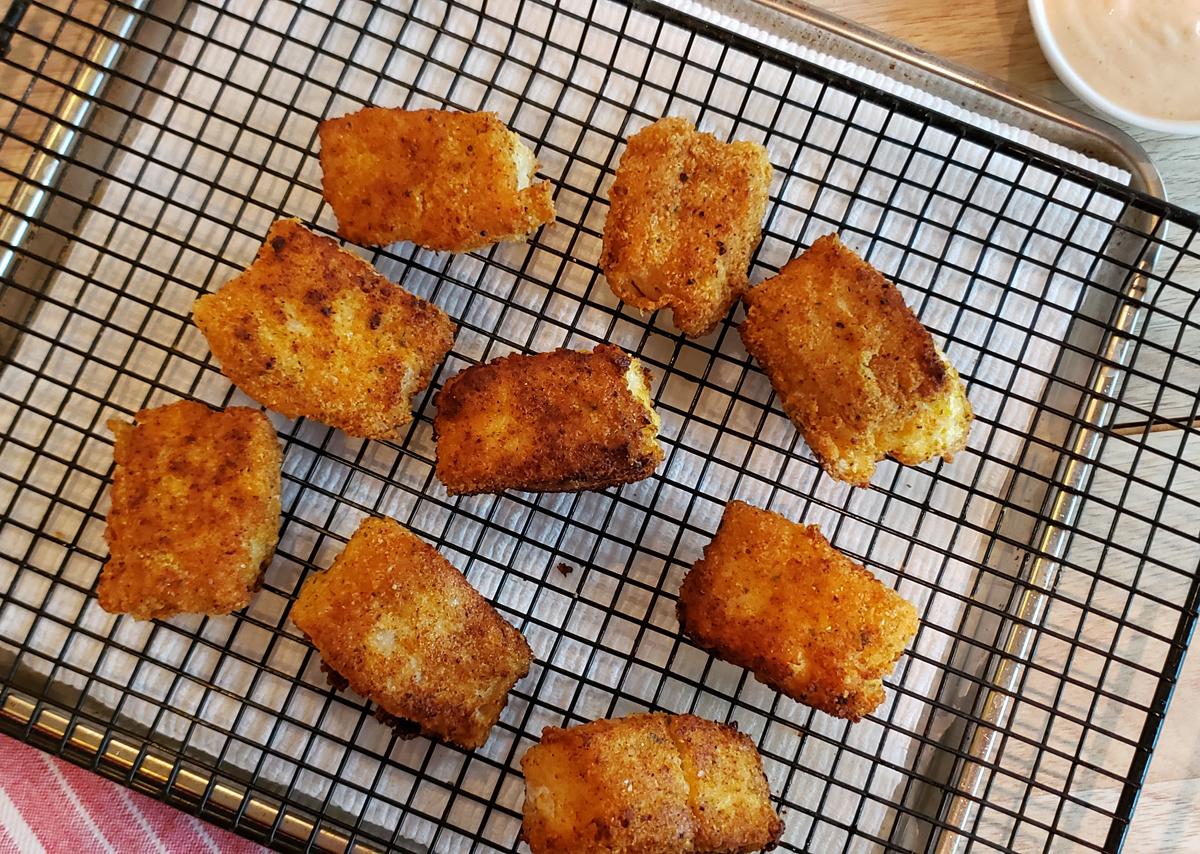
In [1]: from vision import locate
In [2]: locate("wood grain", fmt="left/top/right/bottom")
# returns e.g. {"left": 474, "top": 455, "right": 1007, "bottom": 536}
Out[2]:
{"left": 0, "top": 0, "right": 107, "bottom": 204}
{"left": 818, "top": 0, "right": 1200, "bottom": 212}
{"left": 829, "top": 0, "right": 1057, "bottom": 90}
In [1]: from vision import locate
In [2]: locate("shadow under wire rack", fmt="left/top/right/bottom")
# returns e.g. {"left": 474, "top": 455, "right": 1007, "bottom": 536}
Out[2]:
{"left": 1, "top": 0, "right": 1199, "bottom": 852}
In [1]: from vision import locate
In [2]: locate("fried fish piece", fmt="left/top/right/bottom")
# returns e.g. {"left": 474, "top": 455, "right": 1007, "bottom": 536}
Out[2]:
{"left": 192, "top": 219, "right": 455, "bottom": 441}
{"left": 677, "top": 500, "right": 919, "bottom": 722}
{"left": 600, "top": 116, "right": 772, "bottom": 338}
{"left": 668, "top": 714, "right": 786, "bottom": 854}
{"left": 99, "top": 400, "right": 281, "bottom": 621}
{"left": 433, "top": 344, "right": 662, "bottom": 496}
{"left": 521, "top": 712, "right": 783, "bottom": 854}
{"left": 289, "top": 516, "right": 532, "bottom": 750}
{"left": 739, "top": 233, "right": 972, "bottom": 487}
{"left": 319, "top": 107, "right": 555, "bottom": 252}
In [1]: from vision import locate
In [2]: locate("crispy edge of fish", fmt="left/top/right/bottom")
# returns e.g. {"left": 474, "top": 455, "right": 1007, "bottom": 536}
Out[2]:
{"left": 433, "top": 343, "right": 662, "bottom": 496}
{"left": 192, "top": 218, "right": 456, "bottom": 440}
{"left": 98, "top": 400, "right": 281, "bottom": 620}
{"left": 676, "top": 500, "right": 920, "bottom": 721}
{"left": 739, "top": 233, "right": 972, "bottom": 486}
{"left": 600, "top": 116, "right": 773, "bottom": 338}
{"left": 289, "top": 516, "right": 532, "bottom": 749}
{"left": 520, "top": 712, "right": 782, "bottom": 854}
{"left": 319, "top": 107, "right": 555, "bottom": 252}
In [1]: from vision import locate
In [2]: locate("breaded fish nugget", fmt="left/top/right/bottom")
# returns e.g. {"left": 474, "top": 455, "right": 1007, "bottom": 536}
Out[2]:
{"left": 319, "top": 107, "right": 555, "bottom": 252}
{"left": 600, "top": 116, "right": 772, "bottom": 338}
{"left": 433, "top": 344, "right": 662, "bottom": 496}
{"left": 99, "top": 400, "right": 281, "bottom": 621}
{"left": 192, "top": 219, "right": 455, "bottom": 441}
{"left": 668, "top": 714, "right": 786, "bottom": 854}
{"left": 289, "top": 516, "right": 531, "bottom": 750}
{"left": 677, "top": 501, "right": 919, "bottom": 721}
{"left": 521, "top": 712, "right": 782, "bottom": 854}
{"left": 739, "top": 233, "right": 972, "bottom": 487}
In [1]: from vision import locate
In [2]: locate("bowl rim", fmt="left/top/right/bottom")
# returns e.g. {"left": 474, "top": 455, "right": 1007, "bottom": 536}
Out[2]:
{"left": 1027, "top": 0, "right": 1200, "bottom": 136}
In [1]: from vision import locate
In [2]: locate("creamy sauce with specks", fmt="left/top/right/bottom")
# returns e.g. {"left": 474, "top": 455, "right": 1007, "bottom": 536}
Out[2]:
{"left": 1045, "top": 0, "right": 1200, "bottom": 121}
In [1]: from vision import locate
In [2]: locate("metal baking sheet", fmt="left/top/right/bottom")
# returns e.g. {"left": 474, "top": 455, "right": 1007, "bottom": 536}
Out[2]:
{"left": 2, "top": 0, "right": 1198, "bottom": 852}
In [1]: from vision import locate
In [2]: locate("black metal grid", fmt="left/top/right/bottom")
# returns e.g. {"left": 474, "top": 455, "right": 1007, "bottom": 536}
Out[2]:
{"left": 1, "top": 0, "right": 1198, "bottom": 852}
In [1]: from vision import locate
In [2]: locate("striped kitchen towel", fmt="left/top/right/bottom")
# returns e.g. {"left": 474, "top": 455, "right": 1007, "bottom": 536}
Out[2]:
{"left": 0, "top": 735, "right": 265, "bottom": 854}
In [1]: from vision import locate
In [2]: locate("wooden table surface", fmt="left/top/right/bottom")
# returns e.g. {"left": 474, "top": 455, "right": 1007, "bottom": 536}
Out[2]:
{"left": 2, "top": 1, "right": 1197, "bottom": 852}
{"left": 824, "top": 0, "right": 1200, "bottom": 213}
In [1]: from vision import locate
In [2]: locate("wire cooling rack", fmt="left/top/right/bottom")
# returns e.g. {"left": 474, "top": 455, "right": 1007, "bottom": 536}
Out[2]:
{"left": 2, "top": 0, "right": 1199, "bottom": 852}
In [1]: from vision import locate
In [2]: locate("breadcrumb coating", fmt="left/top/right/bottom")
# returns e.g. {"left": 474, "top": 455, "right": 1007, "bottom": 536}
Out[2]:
{"left": 192, "top": 219, "right": 455, "bottom": 441}
{"left": 739, "top": 233, "right": 972, "bottom": 487}
{"left": 668, "top": 714, "right": 785, "bottom": 854}
{"left": 677, "top": 500, "right": 920, "bottom": 721}
{"left": 289, "top": 516, "right": 531, "bottom": 750}
{"left": 600, "top": 116, "right": 772, "bottom": 338}
{"left": 433, "top": 344, "right": 662, "bottom": 495}
{"left": 99, "top": 400, "right": 281, "bottom": 621}
{"left": 521, "top": 712, "right": 782, "bottom": 854}
{"left": 319, "top": 107, "right": 555, "bottom": 252}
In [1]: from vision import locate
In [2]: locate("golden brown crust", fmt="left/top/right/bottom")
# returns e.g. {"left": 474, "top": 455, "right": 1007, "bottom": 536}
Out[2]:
{"left": 520, "top": 712, "right": 782, "bottom": 854}
{"left": 319, "top": 107, "right": 555, "bottom": 252}
{"left": 99, "top": 400, "right": 281, "bottom": 621}
{"left": 676, "top": 501, "right": 919, "bottom": 722}
{"left": 600, "top": 116, "right": 772, "bottom": 338}
{"left": 667, "top": 715, "right": 784, "bottom": 854}
{"left": 289, "top": 516, "right": 532, "bottom": 750}
{"left": 192, "top": 219, "right": 455, "bottom": 440}
{"left": 433, "top": 344, "right": 663, "bottom": 496}
{"left": 739, "top": 233, "right": 972, "bottom": 487}
{"left": 522, "top": 713, "right": 694, "bottom": 854}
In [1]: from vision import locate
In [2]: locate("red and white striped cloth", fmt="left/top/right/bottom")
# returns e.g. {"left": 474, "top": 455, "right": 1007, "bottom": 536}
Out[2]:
{"left": 0, "top": 735, "right": 266, "bottom": 853}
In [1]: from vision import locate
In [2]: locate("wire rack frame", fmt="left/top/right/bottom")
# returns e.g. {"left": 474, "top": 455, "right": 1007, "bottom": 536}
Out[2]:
{"left": 1, "top": 0, "right": 1199, "bottom": 853}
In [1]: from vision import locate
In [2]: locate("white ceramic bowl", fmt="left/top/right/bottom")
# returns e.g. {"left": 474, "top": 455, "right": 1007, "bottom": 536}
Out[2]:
{"left": 1028, "top": 0, "right": 1200, "bottom": 136}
